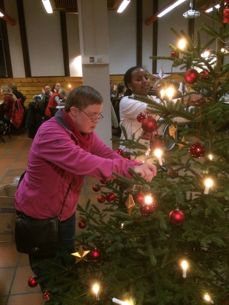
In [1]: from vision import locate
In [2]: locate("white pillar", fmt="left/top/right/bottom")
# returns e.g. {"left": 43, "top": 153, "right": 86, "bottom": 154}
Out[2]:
{"left": 77, "top": 0, "right": 112, "bottom": 146}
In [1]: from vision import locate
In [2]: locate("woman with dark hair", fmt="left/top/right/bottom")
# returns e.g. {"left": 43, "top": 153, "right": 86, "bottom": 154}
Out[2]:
{"left": 119, "top": 66, "right": 159, "bottom": 142}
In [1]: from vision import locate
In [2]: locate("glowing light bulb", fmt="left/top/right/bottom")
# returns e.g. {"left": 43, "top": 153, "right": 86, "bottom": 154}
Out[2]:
{"left": 203, "top": 293, "right": 214, "bottom": 304}
{"left": 180, "top": 259, "right": 189, "bottom": 278}
{"left": 153, "top": 148, "right": 164, "bottom": 166}
{"left": 208, "top": 153, "right": 214, "bottom": 161}
{"left": 201, "top": 49, "right": 211, "bottom": 59}
{"left": 166, "top": 86, "right": 176, "bottom": 100}
{"left": 144, "top": 194, "right": 154, "bottom": 205}
{"left": 203, "top": 177, "right": 214, "bottom": 194}
{"left": 68, "top": 83, "right": 72, "bottom": 89}
{"left": 91, "top": 282, "right": 101, "bottom": 300}
{"left": 177, "top": 38, "right": 187, "bottom": 50}
{"left": 160, "top": 88, "right": 166, "bottom": 99}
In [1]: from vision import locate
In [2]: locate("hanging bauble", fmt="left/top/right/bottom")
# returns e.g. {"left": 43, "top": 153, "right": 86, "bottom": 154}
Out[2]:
{"left": 223, "top": 8, "right": 229, "bottom": 23}
{"left": 106, "top": 192, "right": 117, "bottom": 202}
{"left": 92, "top": 184, "right": 101, "bottom": 192}
{"left": 28, "top": 276, "right": 38, "bottom": 288}
{"left": 115, "top": 148, "right": 124, "bottom": 155}
{"left": 43, "top": 290, "right": 50, "bottom": 301}
{"left": 170, "top": 50, "right": 179, "bottom": 58}
{"left": 200, "top": 69, "right": 209, "bottom": 79}
{"left": 169, "top": 209, "right": 185, "bottom": 224}
{"left": 137, "top": 112, "right": 146, "bottom": 122}
{"left": 90, "top": 248, "right": 101, "bottom": 260}
{"left": 140, "top": 203, "right": 156, "bottom": 216}
{"left": 141, "top": 116, "right": 158, "bottom": 133}
{"left": 97, "top": 195, "right": 106, "bottom": 203}
{"left": 189, "top": 142, "right": 205, "bottom": 158}
{"left": 184, "top": 68, "right": 198, "bottom": 84}
{"left": 135, "top": 191, "right": 145, "bottom": 205}
{"left": 78, "top": 218, "right": 87, "bottom": 229}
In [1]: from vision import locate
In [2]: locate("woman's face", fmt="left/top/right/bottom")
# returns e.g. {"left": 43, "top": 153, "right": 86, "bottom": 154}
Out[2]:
{"left": 128, "top": 68, "right": 151, "bottom": 96}
{"left": 70, "top": 103, "right": 103, "bottom": 134}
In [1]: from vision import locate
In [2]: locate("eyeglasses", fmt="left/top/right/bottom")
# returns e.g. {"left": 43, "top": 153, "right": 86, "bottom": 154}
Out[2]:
{"left": 80, "top": 109, "right": 104, "bottom": 122}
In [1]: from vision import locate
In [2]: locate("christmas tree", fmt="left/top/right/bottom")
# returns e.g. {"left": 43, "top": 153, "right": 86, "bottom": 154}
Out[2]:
{"left": 32, "top": 3, "right": 229, "bottom": 304}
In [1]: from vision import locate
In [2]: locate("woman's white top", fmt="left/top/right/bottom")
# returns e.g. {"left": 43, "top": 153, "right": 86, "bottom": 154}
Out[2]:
{"left": 119, "top": 95, "right": 147, "bottom": 141}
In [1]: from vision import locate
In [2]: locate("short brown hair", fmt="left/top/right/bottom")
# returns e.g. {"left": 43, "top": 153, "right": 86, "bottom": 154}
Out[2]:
{"left": 65, "top": 85, "right": 103, "bottom": 112}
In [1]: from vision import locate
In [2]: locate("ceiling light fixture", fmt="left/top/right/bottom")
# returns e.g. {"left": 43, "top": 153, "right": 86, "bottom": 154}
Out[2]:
{"left": 42, "top": 0, "right": 53, "bottom": 14}
{"left": 117, "top": 0, "right": 131, "bottom": 14}
{"left": 183, "top": 0, "right": 200, "bottom": 18}
{"left": 205, "top": 4, "right": 220, "bottom": 13}
{"left": 157, "top": 0, "right": 187, "bottom": 18}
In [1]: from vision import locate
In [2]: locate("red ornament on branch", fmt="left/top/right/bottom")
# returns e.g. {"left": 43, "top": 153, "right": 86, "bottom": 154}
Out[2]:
{"left": 140, "top": 203, "right": 157, "bottom": 216}
{"left": 135, "top": 192, "right": 145, "bottom": 205}
{"left": 106, "top": 192, "right": 117, "bottom": 202}
{"left": 92, "top": 184, "right": 101, "bottom": 192}
{"left": 200, "top": 69, "right": 209, "bottom": 79}
{"left": 170, "top": 50, "right": 179, "bottom": 58}
{"left": 90, "top": 248, "right": 101, "bottom": 260}
{"left": 223, "top": 8, "right": 229, "bottom": 24}
{"left": 137, "top": 112, "right": 146, "bottom": 122}
{"left": 43, "top": 290, "right": 50, "bottom": 301}
{"left": 141, "top": 116, "right": 158, "bottom": 133}
{"left": 189, "top": 142, "right": 205, "bottom": 158}
{"left": 78, "top": 218, "right": 87, "bottom": 229}
{"left": 28, "top": 276, "right": 38, "bottom": 288}
{"left": 184, "top": 68, "right": 198, "bottom": 84}
{"left": 97, "top": 195, "right": 106, "bottom": 203}
{"left": 169, "top": 209, "right": 185, "bottom": 224}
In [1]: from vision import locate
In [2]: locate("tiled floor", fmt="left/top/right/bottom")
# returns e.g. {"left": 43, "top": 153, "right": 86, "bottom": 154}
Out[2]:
{"left": 0, "top": 132, "right": 115, "bottom": 305}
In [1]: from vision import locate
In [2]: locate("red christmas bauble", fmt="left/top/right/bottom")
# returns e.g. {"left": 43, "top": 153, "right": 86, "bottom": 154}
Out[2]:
{"left": 97, "top": 195, "right": 106, "bottom": 203}
{"left": 137, "top": 112, "right": 146, "bottom": 122}
{"left": 223, "top": 8, "right": 229, "bottom": 23}
{"left": 106, "top": 192, "right": 117, "bottom": 202}
{"left": 141, "top": 116, "right": 158, "bottom": 133}
{"left": 135, "top": 192, "right": 145, "bottom": 205}
{"left": 92, "top": 184, "right": 101, "bottom": 192}
{"left": 28, "top": 276, "right": 38, "bottom": 288}
{"left": 171, "top": 50, "right": 179, "bottom": 58}
{"left": 140, "top": 203, "right": 157, "bottom": 216}
{"left": 90, "top": 248, "right": 101, "bottom": 260}
{"left": 78, "top": 218, "right": 87, "bottom": 229}
{"left": 184, "top": 69, "right": 198, "bottom": 84}
{"left": 200, "top": 69, "right": 209, "bottom": 79}
{"left": 43, "top": 290, "right": 50, "bottom": 301}
{"left": 169, "top": 209, "right": 185, "bottom": 224}
{"left": 115, "top": 148, "right": 124, "bottom": 155}
{"left": 189, "top": 142, "right": 205, "bottom": 158}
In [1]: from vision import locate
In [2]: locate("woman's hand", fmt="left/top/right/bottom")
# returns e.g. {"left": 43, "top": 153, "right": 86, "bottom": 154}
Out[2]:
{"left": 133, "top": 163, "right": 157, "bottom": 182}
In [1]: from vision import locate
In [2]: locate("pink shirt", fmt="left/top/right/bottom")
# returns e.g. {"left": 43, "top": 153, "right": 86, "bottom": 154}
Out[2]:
{"left": 15, "top": 114, "right": 137, "bottom": 221}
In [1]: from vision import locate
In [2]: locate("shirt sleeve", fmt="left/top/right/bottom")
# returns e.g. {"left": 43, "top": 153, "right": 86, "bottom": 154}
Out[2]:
{"left": 34, "top": 125, "right": 137, "bottom": 180}
{"left": 119, "top": 96, "right": 147, "bottom": 120}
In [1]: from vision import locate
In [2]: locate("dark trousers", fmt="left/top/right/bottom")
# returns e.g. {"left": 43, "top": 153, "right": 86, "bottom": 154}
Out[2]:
{"left": 29, "top": 213, "right": 76, "bottom": 283}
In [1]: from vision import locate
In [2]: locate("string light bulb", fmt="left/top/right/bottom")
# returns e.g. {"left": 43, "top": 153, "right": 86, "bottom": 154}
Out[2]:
{"left": 91, "top": 282, "right": 101, "bottom": 300}
{"left": 203, "top": 292, "right": 214, "bottom": 304}
{"left": 179, "top": 259, "right": 189, "bottom": 278}
{"left": 177, "top": 38, "right": 187, "bottom": 50}
{"left": 207, "top": 153, "right": 214, "bottom": 161}
{"left": 144, "top": 193, "right": 154, "bottom": 205}
{"left": 153, "top": 148, "right": 164, "bottom": 166}
{"left": 112, "top": 297, "right": 135, "bottom": 305}
{"left": 203, "top": 177, "right": 214, "bottom": 194}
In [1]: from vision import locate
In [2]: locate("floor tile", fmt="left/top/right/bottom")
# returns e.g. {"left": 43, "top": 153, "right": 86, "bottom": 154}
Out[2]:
{"left": 0, "top": 268, "right": 15, "bottom": 296}
{"left": 11, "top": 265, "right": 41, "bottom": 294}
{"left": 0, "top": 244, "right": 18, "bottom": 268}
{"left": 7, "top": 293, "right": 44, "bottom": 305}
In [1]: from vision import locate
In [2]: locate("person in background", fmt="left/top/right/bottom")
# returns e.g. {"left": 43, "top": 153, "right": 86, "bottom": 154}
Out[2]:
{"left": 9, "top": 83, "right": 27, "bottom": 107}
{"left": 45, "top": 88, "right": 67, "bottom": 118}
{"left": 52, "top": 82, "right": 61, "bottom": 94}
{"left": 15, "top": 85, "right": 157, "bottom": 277}
{"left": 119, "top": 66, "right": 159, "bottom": 143}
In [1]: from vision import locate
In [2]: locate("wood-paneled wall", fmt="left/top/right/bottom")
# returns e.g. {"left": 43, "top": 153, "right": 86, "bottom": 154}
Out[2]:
{"left": 0, "top": 75, "right": 124, "bottom": 107}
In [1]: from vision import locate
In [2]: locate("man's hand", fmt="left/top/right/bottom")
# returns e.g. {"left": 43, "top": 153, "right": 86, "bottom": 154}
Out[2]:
{"left": 133, "top": 163, "right": 157, "bottom": 182}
